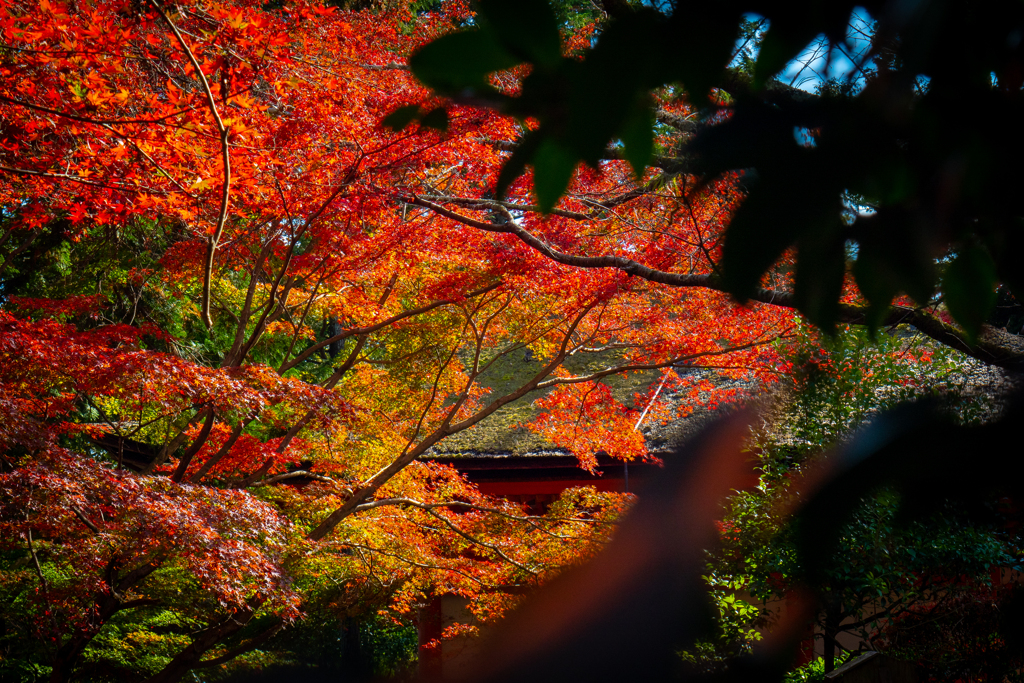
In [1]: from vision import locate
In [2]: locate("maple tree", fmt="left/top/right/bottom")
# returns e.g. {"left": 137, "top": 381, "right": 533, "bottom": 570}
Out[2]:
{"left": 0, "top": 0, "right": 800, "bottom": 679}
{"left": 698, "top": 326, "right": 1019, "bottom": 674}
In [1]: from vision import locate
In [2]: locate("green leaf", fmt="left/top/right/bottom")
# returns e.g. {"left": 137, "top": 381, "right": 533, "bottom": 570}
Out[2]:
{"left": 852, "top": 247, "right": 900, "bottom": 334}
{"left": 495, "top": 130, "right": 543, "bottom": 200}
{"left": 793, "top": 227, "right": 846, "bottom": 332}
{"left": 476, "top": 0, "right": 562, "bottom": 69}
{"left": 619, "top": 98, "right": 654, "bottom": 179}
{"left": 531, "top": 138, "right": 577, "bottom": 213}
{"left": 661, "top": 6, "right": 742, "bottom": 103}
{"left": 382, "top": 105, "right": 421, "bottom": 131}
{"left": 943, "top": 243, "right": 998, "bottom": 342}
{"left": 721, "top": 174, "right": 809, "bottom": 301}
{"left": 418, "top": 107, "right": 449, "bottom": 132}
{"left": 409, "top": 30, "right": 521, "bottom": 94}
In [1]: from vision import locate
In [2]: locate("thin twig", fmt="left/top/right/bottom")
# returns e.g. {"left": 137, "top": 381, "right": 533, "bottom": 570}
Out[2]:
{"left": 149, "top": 0, "right": 232, "bottom": 330}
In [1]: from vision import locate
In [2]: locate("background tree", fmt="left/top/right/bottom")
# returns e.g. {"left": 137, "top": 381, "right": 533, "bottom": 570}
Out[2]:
{"left": 699, "top": 326, "right": 1019, "bottom": 674}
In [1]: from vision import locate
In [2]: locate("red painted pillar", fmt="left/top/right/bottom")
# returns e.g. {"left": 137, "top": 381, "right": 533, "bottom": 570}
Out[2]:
{"left": 793, "top": 627, "right": 816, "bottom": 667}
{"left": 789, "top": 592, "right": 816, "bottom": 667}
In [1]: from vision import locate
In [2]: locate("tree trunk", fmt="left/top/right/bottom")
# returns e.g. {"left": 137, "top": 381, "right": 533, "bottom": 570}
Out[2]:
{"left": 341, "top": 616, "right": 371, "bottom": 681}
{"left": 142, "top": 606, "right": 256, "bottom": 683}
{"left": 823, "top": 601, "right": 842, "bottom": 673}
{"left": 48, "top": 560, "right": 161, "bottom": 682}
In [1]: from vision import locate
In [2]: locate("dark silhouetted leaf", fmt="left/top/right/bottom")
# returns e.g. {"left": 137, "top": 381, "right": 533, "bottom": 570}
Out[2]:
{"left": 532, "top": 139, "right": 577, "bottom": 213}
{"left": 619, "top": 99, "right": 654, "bottom": 179}
{"left": 409, "top": 30, "right": 521, "bottom": 94}
{"left": 477, "top": 0, "right": 562, "bottom": 69}
{"left": 382, "top": 104, "right": 420, "bottom": 132}
{"left": 852, "top": 247, "right": 901, "bottom": 333}
{"left": 462, "top": 412, "right": 801, "bottom": 683}
{"left": 663, "top": 7, "right": 743, "bottom": 103}
{"left": 419, "top": 107, "right": 449, "bottom": 132}
{"left": 793, "top": 225, "right": 846, "bottom": 331}
{"left": 495, "top": 130, "right": 543, "bottom": 200}
{"left": 721, "top": 173, "right": 819, "bottom": 301}
{"left": 943, "top": 243, "right": 998, "bottom": 342}
{"left": 853, "top": 209, "right": 938, "bottom": 333}
{"left": 794, "top": 399, "right": 1024, "bottom": 584}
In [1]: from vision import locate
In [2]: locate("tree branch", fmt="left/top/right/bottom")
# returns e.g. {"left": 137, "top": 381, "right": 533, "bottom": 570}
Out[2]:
{"left": 306, "top": 304, "right": 596, "bottom": 541}
{"left": 70, "top": 505, "right": 100, "bottom": 534}
{"left": 194, "top": 621, "right": 285, "bottom": 668}
{"left": 356, "top": 497, "right": 612, "bottom": 537}
{"left": 419, "top": 507, "right": 539, "bottom": 575}
{"left": 408, "top": 195, "right": 711, "bottom": 287}
{"left": 534, "top": 332, "right": 792, "bottom": 390}
{"left": 26, "top": 528, "right": 47, "bottom": 591}
{"left": 259, "top": 470, "right": 341, "bottom": 487}
{"left": 411, "top": 195, "right": 1024, "bottom": 371}
{"left": 278, "top": 280, "right": 502, "bottom": 372}
{"left": 149, "top": 0, "right": 231, "bottom": 331}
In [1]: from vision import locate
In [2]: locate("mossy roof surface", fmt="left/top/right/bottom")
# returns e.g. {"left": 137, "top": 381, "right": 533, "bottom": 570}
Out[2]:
{"left": 430, "top": 350, "right": 756, "bottom": 458}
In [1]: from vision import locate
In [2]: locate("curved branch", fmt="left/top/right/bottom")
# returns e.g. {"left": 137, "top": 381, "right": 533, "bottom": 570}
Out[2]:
{"left": 412, "top": 196, "right": 1024, "bottom": 371}
{"left": 0, "top": 164, "right": 164, "bottom": 193}
{"left": 469, "top": 138, "right": 687, "bottom": 173}
{"left": 356, "top": 498, "right": 612, "bottom": 537}
{"left": 418, "top": 507, "right": 539, "bottom": 575}
{"left": 420, "top": 194, "right": 592, "bottom": 221}
{"left": 0, "top": 92, "right": 201, "bottom": 126}
{"left": 343, "top": 542, "right": 497, "bottom": 588}
{"left": 409, "top": 195, "right": 711, "bottom": 287}
{"left": 70, "top": 505, "right": 100, "bottom": 534}
{"left": 259, "top": 470, "right": 341, "bottom": 487}
{"left": 194, "top": 621, "right": 285, "bottom": 668}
